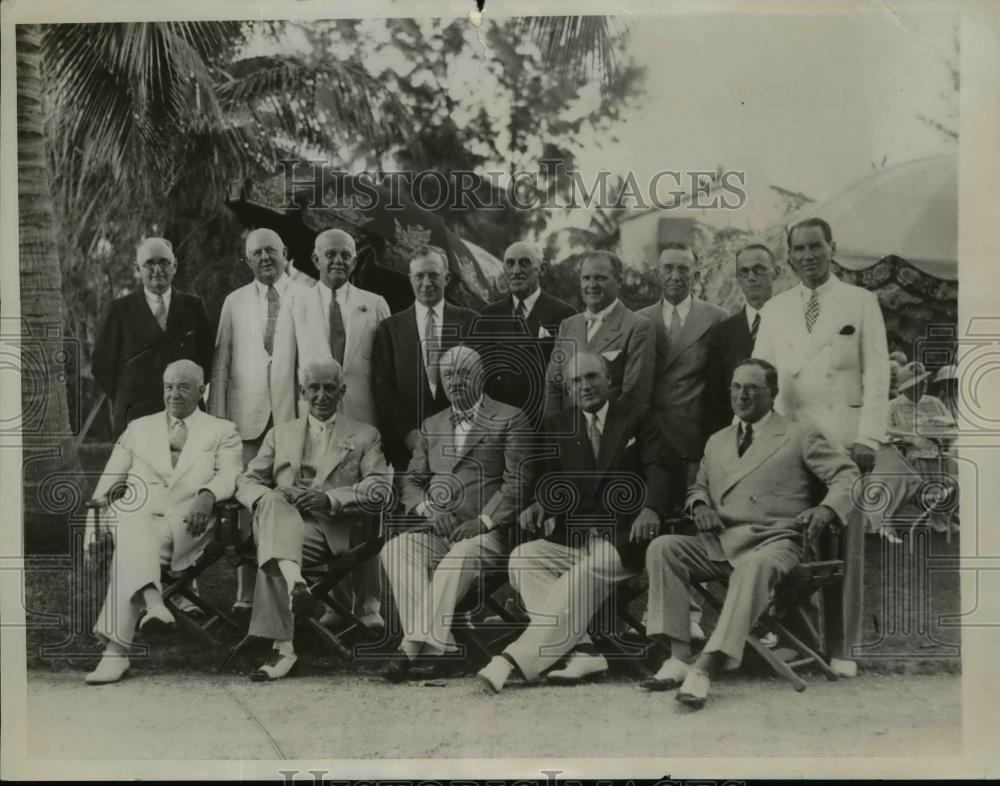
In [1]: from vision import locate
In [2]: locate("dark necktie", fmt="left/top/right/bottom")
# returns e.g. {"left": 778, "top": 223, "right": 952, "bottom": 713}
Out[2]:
{"left": 329, "top": 290, "right": 346, "bottom": 364}
{"left": 423, "top": 308, "right": 440, "bottom": 393}
{"left": 263, "top": 285, "right": 279, "bottom": 355}
{"left": 169, "top": 418, "right": 187, "bottom": 467}
{"left": 514, "top": 300, "right": 526, "bottom": 320}
{"left": 805, "top": 290, "right": 820, "bottom": 333}
{"left": 750, "top": 312, "right": 761, "bottom": 344}
{"left": 588, "top": 415, "right": 602, "bottom": 462}
{"left": 737, "top": 422, "right": 753, "bottom": 457}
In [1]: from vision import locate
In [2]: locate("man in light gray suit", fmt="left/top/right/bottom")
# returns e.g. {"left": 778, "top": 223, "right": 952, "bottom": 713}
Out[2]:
{"left": 210, "top": 228, "right": 310, "bottom": 612}
{"left": 543, "top": 250, "right": 655, "bottom": 418}
{"left": 638, "top": 243, "right": 727, "bottom": 487}
{"left": 641, "top": 359, "right": 858, "bottom": 709}
{"left": 271, "top": 228, "right": 391, "bottom": 629}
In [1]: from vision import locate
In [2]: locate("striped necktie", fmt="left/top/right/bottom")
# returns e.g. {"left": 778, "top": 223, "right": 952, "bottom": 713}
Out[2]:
{"left": 805, "top": 290, "right": 820, "bottom": 333}
{"left": 750, "top": 312, "right": 761, "bottom": 344}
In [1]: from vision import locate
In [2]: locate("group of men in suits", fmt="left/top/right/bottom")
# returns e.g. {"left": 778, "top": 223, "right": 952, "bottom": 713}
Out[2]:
{"left": 86, "top": 214, "right": 889, "bottom": 706}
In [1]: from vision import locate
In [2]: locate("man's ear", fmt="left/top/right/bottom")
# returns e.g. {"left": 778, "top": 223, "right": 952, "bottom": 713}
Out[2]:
{"left": 830, "top": 240, "right": 837, "bottom": 256}
{"left": 693, "top": 270, "right": 701, "bottom": 282}
{"left": 539, "top": 260, "right": 550, "bottom": 276}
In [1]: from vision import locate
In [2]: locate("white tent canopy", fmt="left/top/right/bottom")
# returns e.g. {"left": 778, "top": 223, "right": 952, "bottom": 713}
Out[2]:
{"left": 786, "top": 155, "right": 957, "bottom": 282}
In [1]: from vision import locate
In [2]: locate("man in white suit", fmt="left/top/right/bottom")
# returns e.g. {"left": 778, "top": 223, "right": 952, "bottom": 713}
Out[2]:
{"left": 236, "top": 359, "right": 392, "bottom": 680}
{"left": 753, "top": 217, "right": 890, "bottom": 677}
{"left": 85, "top": 360, "right": 242, "bottom": 685}
{"left": 271, "top": 228, "right": 391, "bottom": 629}
{"left": 210, "top": 228, "right": 309, "bottom": 612}
{"left": 641, "top": 359, "right": 858, "bottom": 708}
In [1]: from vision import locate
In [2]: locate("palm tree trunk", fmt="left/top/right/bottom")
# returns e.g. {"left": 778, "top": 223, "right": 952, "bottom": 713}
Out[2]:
{"left": 17, "top": 24, "right": 81, "bottom": 547}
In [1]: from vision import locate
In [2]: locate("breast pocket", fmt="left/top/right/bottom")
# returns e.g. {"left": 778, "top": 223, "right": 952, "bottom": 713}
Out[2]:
{"left": 829, "top": 334, "right": 858, "bottom": 371}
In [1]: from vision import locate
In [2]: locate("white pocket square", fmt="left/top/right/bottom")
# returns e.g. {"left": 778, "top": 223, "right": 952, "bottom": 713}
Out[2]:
{"left": 625, "top": 437, "right": 636, "bottom": 447}
{"left": 538, "top": 325, "right": 551, "bottom": 338}
{"left": 602, "top": 349, "right": 622, "bottom": 361}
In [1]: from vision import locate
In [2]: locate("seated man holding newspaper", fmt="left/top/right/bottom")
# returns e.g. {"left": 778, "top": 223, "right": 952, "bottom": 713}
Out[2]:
{"left": 236, "top": 359, "right": 393, "bottom": 681}
{"left": 85, "top": 360, "right": 243, "bottom": 685}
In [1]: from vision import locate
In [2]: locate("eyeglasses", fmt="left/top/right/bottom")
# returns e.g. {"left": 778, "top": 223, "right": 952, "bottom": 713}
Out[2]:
{"left": 319, "top": 249, "right": 354, "bottom": 261}
{"left": 248, "top": 247, "right": 281, "bottom": 260}
{"left": 736, "top": 265, "right": 772, "bottom": 279}
{"left": 730, "top": 383, "right": 769, "bottom": 394}
{"left": 139, "top": 259, "right": 173, "bottom": 270}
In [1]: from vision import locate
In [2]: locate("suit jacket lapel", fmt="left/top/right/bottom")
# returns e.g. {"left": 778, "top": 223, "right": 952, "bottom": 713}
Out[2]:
{"left": 130, "top": 290, "right": 164, "bottom": 343}
{"left": 453, "top": 396, "right": 499, "bottom": 463}
{"left": 589, "top": 302, "right": 625, "bottom": 352}
{"left": 315, "top": 417, "right": 352, "bottom": 487}
{"left": 341, "top": 286, "right": 362, "bottom": 367}
{"left": 151, "top": 412, "right": 174, "bottom": 483}
{"left": 164, "top": 288, "right": 184, "bottom": 335}
{"left": 802, "top": 279, "right": 844, "bottom": 360}
{"left": 569, "top": 409, "right": 597, "bottom": 471}
{"left": 596, "top": 402, "right": 629, "bottom": 472}
{"left": 665, "top": 299, "right": 714, "bottom": 368}
{"left": 286, "top": 416, "right": 308, "bottom": 484}
{"left": 171, "top": 409, "right": 206, "bottom": 484}
{"left": 720, "top": 414, "right": 789, "bottom": 497}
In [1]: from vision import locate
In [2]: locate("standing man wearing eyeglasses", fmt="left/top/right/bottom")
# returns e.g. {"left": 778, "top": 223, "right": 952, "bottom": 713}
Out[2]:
{"left": 93, "top": 236, "right": 214, "bottom": 439}
{"left": 705, "top": 244, "right": 779, "bottom": 435}
{"left": 472, "top": 241, "right": 575, "bottom": 429}
{"left": 269, "top": 228, "right": 392, "bottom": 629}
{"left": 209, "top": 228, "right": 311, "bottom": 613}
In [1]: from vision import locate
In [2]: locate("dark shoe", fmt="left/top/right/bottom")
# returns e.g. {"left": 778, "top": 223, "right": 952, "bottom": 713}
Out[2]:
{"left": 382, "top": 652, "right": 413, "bottom": 684}
{"left": 138, "top": 604, "right": 177, "bottom": 636}
{"left": 289, "top": 582, "right": 318, "bottom": 617}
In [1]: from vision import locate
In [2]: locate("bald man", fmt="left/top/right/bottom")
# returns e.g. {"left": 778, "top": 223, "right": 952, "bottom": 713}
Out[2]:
{"left": 93, "top": 237, "right": 214, "bottom": 438}
{"left": 84, "top": 360, "right": 242, "bottom": 684}
{"left": 209, "top": 228, "right": 311, "bottom": 611}
{"left": 269, "top": 228, "right": 391, "bottom": 626}
{"left": 236, "top": 359, "right": 393, "bottom": 680}
{"left": 472, "top": 241, "right": 575, "bottom": 429}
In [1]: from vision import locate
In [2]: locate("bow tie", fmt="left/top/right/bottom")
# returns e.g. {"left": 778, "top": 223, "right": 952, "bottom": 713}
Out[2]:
{"left": 450, "top": 409, "right": 474, "bottom": 427}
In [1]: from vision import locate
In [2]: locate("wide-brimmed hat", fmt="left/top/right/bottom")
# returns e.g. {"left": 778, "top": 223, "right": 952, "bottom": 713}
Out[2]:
{"left": 935, "top": 364, "right": 958, "bottom": 382}
{"left": 897, "top": 361, "right": 931, "bottom": 392}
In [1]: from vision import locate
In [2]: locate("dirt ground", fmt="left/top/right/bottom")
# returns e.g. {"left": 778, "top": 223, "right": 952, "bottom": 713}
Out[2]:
{"left": 25, "top": 670, "right": 959, "bottom": 761}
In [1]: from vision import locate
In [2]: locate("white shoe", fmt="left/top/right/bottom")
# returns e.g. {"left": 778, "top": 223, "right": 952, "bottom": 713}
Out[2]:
{"left": 546, "top": 651, "right": 608, "bottom": 684}
{"left": 356, "top": 611, "right": 385, "bottom": 631}
{"left": 690, "top": 620, "right": 706, "bottom": 642}
{"left": 640, "top": 656, "right": 689, "bottom": 690}
{"left": 761, "top": 631, "right": 779, "bottom": 649}
{"left": 172, "top": 594, "right": 201, "bottom": 615}
{"left": 831, "top": 657, "right": 858, "bottom": 678}
{"left": 317, "top": 608, "right": 344, "bottom": 629}
{"left": 251, "top": 651, "right": 298, "bottom": 681}
{"left": 477, "top": 656, "right": 513, "bottom": 694}
{"left": 139, "top": 603, "right": 176, "bottom": 634}
{"left": 85, "top": 654, "right": 130, "bottom": 685}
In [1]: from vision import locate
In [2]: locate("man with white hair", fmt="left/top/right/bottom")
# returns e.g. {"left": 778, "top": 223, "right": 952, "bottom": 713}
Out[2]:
{"left": 210, "top": 228, "right": 311, "bottom": 613}
{"left": 472, "top": 241, "right": 575, "bottom": 428}
{"left": 381, "top": 345, "right": 531, "bottom": 682}
{"left": 236, "top": 359, "right": 393, "bottom": 680}
{"left": 84, "top": 360, "right": 243, "bottom": 685}
{"left": 92, "top": 237, "right": 214, "bottom": 438}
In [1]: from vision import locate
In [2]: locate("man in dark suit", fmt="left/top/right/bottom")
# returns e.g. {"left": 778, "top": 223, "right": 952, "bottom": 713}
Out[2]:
{"left": 472, "top": 241, "right": 575, "bottom": 428}
{"left": 705, "top": 244, "right": 778, "bottom": 434}
{"left": 372, "top": 246, "right": 478, "bottom": 471}
{"left": 92, "top": 237, "right": 214, "bottom": 438}
{"left": 477, "top": 350, "right": 680, "bottom": 693}
{"left": 543, "top": 250, "right": 655, "bottom": 418}
{"left": 637, "top": 243, "right": 727, "bottom": 487}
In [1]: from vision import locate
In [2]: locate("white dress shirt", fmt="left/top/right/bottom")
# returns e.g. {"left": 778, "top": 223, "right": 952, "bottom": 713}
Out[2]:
{"left": 584, "top": 400, "right": 609, "bottom": 437}
{"left": 585, "top": 299, "right": 620, "bottom": 342}
{"left": 660, "top": 293, "right": 693, "bottom": 330}
{"left": 144, "top": 287, "right": 172, "bottom": 316}
{"left": 512, "top": 287, "right": 542, "bottom": 318}
{"left": 735, "top": 408, "right": 772, "bottom": 441}
{"left": 253, "top": 274, "right": 290, "bottom": 334}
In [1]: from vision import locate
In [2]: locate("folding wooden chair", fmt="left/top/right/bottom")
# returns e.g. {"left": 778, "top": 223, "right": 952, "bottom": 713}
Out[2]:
{"left": 83, "top": 492, "right": 245, "bottom": 647}
{"left": 219, "top": 501, "right": 387, "bottom": 670}
{"left": 450, "top": 569, "right": 528, "bottom": 667}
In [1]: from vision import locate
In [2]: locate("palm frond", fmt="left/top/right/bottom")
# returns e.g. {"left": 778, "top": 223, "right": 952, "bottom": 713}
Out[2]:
{"left": 515, "top": 15, "right": 620, "bottom": 84}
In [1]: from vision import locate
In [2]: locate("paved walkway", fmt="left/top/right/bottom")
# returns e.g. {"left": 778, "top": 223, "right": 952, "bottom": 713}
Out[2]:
{"left": 26, "top": 671, "right": 960, "bottom": 760}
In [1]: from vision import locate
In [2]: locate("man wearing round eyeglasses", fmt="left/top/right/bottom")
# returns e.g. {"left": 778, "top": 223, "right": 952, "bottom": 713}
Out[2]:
{"left": 269, "top": 228, "right": 391, "bottom": 629}
{"left": 706, "top": 244, "right": 778, "bottom": 433}
{"left": 472, "top": 241, "right": 574, "bottom": 428}
{"left": 93, "top": 237, "right": 214, "bottom": 438}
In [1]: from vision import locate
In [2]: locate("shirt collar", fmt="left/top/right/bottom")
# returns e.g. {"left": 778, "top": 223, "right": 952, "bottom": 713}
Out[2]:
{"left": 584, "top": 400, "right": 610, "bottom": 431}
{"left": 167, "top": 409, "right": 195, "bottom": 428}
{"left": 736, "top": 409, "right": 772, "bottom": 432}
{"left": 144, "top": 287, "right": 171, "bottom": 305}
{"left": 254, "top": 274, "right": 288, "bottom": 297}
{"left": 799, "top": 273, "right": 837, "bottom": 300}
{"left": 452, "top": 395, "right": 485, "bottom": 423}
{"left": 307, "top": 412, "right": 337, "bottom": 433}
{"left": 585, "top": 298, "right": 619, "bottom": 323}
{"left": 414, "top": 299, "right": 443, "bottom": 324}
{"left": 745, "top": 303, "right": 763, "bottom": 327}
{"left": 319, "top": 280, "right": 349, "bottom": 301}
{"left": 513, "top": 287, "right": 542, "bottom": 316}
{"left": 661, "top": 293, "right": 693, "bottom": 320}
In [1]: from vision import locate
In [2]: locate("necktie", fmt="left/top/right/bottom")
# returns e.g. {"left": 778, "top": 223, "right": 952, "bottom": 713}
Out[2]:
{"left": 263, "top": 285, "right": 279, "bottom": 355}
{"left": 449, "top": 409, "right": 471, "bottom": 428}
{"left": 750, "top": 312, "right": 761, "bottom": 344}
{"left": 585, "top": 314, "right": 600, "bottom": 342}
{"left": 668, "top": 307, "right": 683, "bottom": 344}
{"left": 329, "top": 290, "right": 346, "bottom": 364}
{"left": 737, "top": 422, "right": 753, "bottom": 457}
{"left": 423, "top": 308, "right": 439, "bottom": 392}
{"left": 588, "top": 415, "right": 602, "bottom": 462}
{"left": 169, "top": 418, "right": 187, "bottom": 467}
{"left": 514, "top": 300, "right": 526, "bottom": 320}
{"left": 152, "top": 294, "right": 167, "bottom": 332}
{"left": 805, "top": 290, "right": 820, "bottom": 333}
